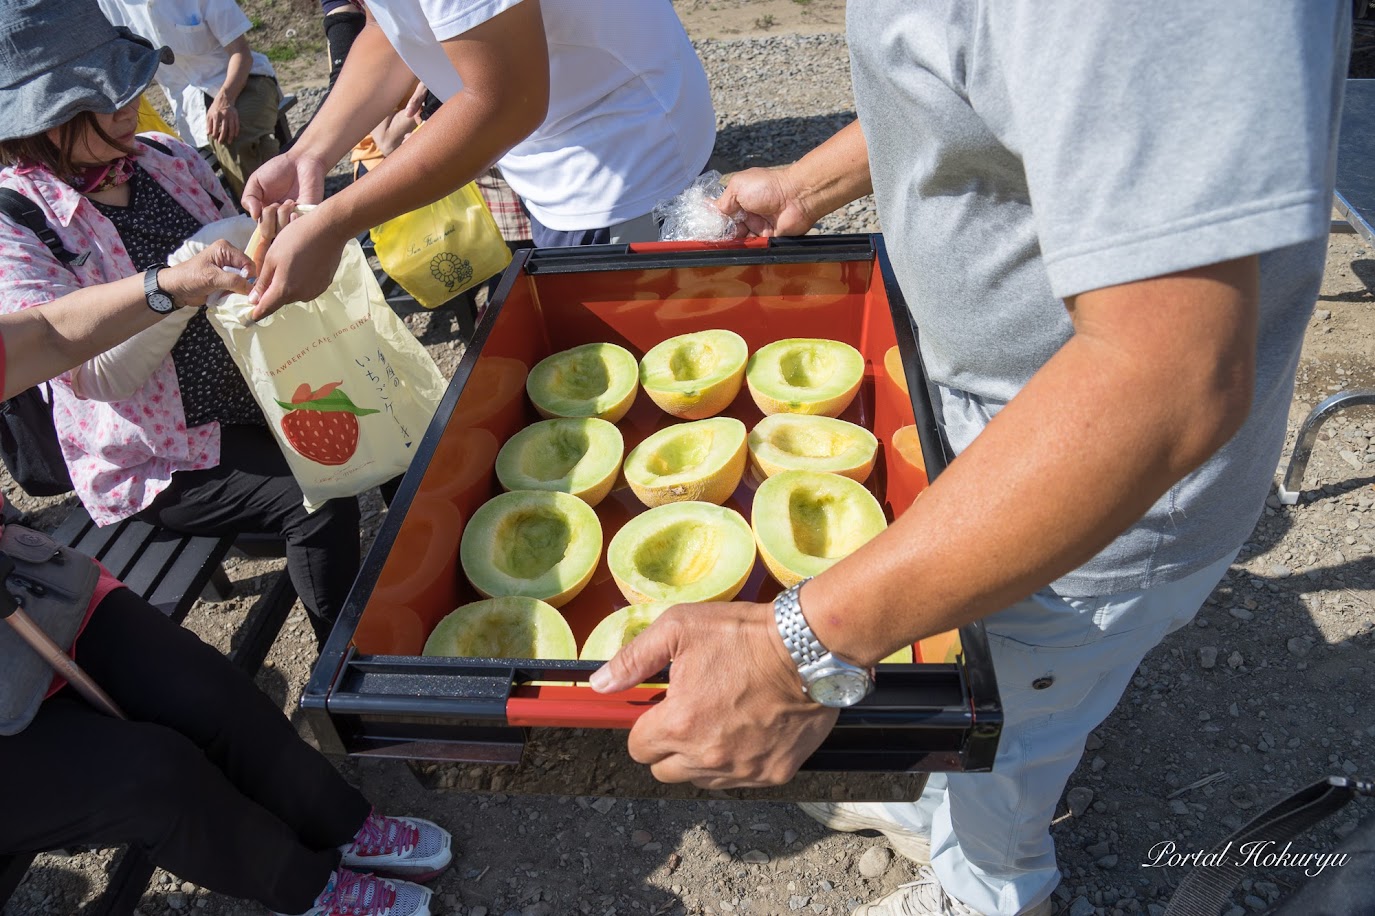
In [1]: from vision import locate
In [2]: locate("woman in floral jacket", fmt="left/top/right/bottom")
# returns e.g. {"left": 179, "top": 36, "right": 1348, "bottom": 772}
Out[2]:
{"left": 0, "top": 12, "right": 359, "bottom": 648}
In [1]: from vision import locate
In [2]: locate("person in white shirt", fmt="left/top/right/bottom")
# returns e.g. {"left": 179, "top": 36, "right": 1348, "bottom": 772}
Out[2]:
{"left": 97, "top": 0, "right": 282, "bottom": 197}
{"left": 240, "top": 0, "right": 716, "bottom": 318}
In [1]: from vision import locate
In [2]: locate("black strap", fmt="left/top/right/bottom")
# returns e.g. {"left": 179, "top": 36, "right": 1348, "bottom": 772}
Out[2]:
{"left": 0, "top": 188, "right": 85, "bottom": 267}
{"left": 137, "top": 136, "right": 172, "bottom": 157}
{"left": 1164, "top": 776, "right": 1375, "bottom": 916}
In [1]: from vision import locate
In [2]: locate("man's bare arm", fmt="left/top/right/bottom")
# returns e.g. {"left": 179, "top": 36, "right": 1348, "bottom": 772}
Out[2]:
{"left": 806, "top": 257, "right": 1259, "bottom": 663}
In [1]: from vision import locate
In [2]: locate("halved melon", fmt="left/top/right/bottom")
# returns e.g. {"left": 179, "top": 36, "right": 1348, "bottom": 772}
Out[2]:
{"left": 639, "top": 329, "right": 748, "bottom": 419}
{"left": 882, "top": 645, "right": 914, "bottom": 664}
{"left": 622, "top": 417, "right": 747, "bottom": 507}
{"left": 460, "top": 490, "right": 603, "bottom": 608}
{"left": 748, "top": 415, "right": 878, "bottom": 482}
{"left": 746, "top": 338, "right": 865, "bottom": 417}
{"left": 526, "top": 343, "right": 639, "bottom": 422}
{"left": 918, "top": 630, "right": 963, "bottom": 664}
{"left": 579, "top": 600, "right": 675, "bottom": 660}
{"left": 752, "top": 470, "right": 888, "bottom": 587}
{"left": 422, "top": 596, "right": 577, "bottom": 660}
{"left": 495, "top": 418, "right": 624, "bottom": 507}
{"left": 608, "top": 502, "right": 755, "bottom": 604}
{"left": 891, "top": 425, "right": 927, "bottom": 477}
{"left": 883, "top": 345, "right": 909, "bottom": 395}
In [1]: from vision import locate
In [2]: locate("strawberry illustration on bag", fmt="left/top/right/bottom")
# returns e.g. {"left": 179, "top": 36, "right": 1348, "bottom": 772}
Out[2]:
{"left": 274, "top": 381, "right": 380, "bottom": 466}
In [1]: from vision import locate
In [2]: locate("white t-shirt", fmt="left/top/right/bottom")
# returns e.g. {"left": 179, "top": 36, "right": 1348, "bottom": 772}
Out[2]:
{"left": 364, "top": 0, "right": 716, "bottom": 230}
{"left": 97, "top": 0, "right": 275, "bottom": 146}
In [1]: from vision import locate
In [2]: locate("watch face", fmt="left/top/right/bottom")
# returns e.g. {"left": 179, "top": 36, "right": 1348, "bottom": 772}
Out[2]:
{"left": 148, "top": 291, "right": 175, "bottom": 313}
{"left": 808, "top": 668, "right": 872, "bottom": 708}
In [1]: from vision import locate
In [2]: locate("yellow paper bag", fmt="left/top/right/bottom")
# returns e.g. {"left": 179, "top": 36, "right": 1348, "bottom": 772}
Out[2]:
{"left": 207, "top": 235, "right": 447, "bottom": 511}
{"left": 370, "top": 180, "right": 512, "bottom": 309}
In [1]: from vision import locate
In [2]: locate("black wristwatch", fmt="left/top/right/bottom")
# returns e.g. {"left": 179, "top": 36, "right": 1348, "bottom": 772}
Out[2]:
{"left": 143, "top": 265, "right": 177, "bottom": 314}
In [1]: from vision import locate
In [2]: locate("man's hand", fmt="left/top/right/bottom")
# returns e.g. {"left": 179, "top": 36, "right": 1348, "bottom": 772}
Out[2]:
{"left": 246, "top": 214, "right": 346, "bottom": 320}
{"left": 206, "top": 94, "right": 240, "bottom": 145}
{"left": 591, "top": 601, "right": 837, "bottom": 788}
{"left": 715, "top": 167, "right": 817, "bottom": 238}
{"left": 242, "top": 151, "right": 328, "bottom": 217}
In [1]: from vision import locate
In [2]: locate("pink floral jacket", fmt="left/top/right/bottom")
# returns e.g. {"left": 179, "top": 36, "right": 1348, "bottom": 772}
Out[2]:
{"left": 0, "top": 135, "right": 237, "bottom": 525}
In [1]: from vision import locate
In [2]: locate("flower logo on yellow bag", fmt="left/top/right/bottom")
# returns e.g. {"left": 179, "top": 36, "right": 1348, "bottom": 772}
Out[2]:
{"left": 430, "top": 251, "right": 474, "bottom": 293}
{"left": 273, "top": 381, "right": 380, "bottom": 467}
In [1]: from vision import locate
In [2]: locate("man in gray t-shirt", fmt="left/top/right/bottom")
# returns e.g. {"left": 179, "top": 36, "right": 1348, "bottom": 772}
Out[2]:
{"left": 590, "top": 4, "right": 1349, "bottom": 914}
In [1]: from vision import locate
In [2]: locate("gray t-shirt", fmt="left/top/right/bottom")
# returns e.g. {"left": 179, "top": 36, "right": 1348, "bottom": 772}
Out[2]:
{"left": 848, "top": 1, "right": 1348, "bottom": 595}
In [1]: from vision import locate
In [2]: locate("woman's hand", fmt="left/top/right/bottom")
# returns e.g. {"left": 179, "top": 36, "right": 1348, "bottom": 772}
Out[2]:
{"left": 242, "top": 151, "right": 328, "bottom": 217}
{"left": 158, "top": 240, "right": 255, "bottom": 308}
{"left": 715, "top": 167, "right": 818, "bottom": 238}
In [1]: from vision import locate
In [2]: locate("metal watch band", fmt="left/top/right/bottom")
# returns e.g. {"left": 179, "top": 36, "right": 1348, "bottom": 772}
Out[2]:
{"left": 774, "top": 576, "right": 826, "bottom": 669}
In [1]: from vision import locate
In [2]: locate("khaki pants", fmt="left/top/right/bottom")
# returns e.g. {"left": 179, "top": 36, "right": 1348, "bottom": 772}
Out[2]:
{"left": 206, "top": 74, "right": 283, "bottom": 200}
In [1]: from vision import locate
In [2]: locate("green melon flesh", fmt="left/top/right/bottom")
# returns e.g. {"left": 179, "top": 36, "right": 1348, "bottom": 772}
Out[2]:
{"left": 623, "top": 417, "right": 747, "bottom": 506}
{"left": 494, "top": 417, "right": 624, "bottom": 504}
{"left": 747, "top": 338, "right": 865, "bottom": 417}
{"left": 526, "top": 343, "right": 639, "bottom": 420}
{"left": 753, "top": 470, "right": 887, "bottom": 585}
{"left": 639, "top": 330, "right": 748, "bottom": 418}
{"left": 579, "top": 601, "right": 675, "bottom": 660}
{"left": 423, "top": 596, "right": 577, "bottom": 660}
{"left": 608, "top": 502, "right": 755, "bottom": 604}
{"left": 748, "top": 414, "right": 878, "bottom": 479}
{"left": 460, "top": 489, "right": 603, "bottom": 607}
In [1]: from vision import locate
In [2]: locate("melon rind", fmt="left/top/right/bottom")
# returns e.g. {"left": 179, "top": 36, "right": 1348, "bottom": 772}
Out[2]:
{"left": 608, "top": 502, "right": 755, "bottom": 604}
{"left": 422, "top": 596, "right": 577, "bottom": 661}
{"left": 460, "top": 489, "right": 603, "bottom": 608}
{"left": 623, "top": 417, "right": 747, "bottom": 508}
{"left": 526, "top": 343, "right": 639, "bottom": 422}
{"left": 752, "top": 469, "right": 887, "bottom": 587}
{"left": 639, "top": 329, "right": 748, "bottom": 420}
{"left": 748, "top": 414, "right": 878, "bottom": 482}
{"left": 494, "top": 417, "right": 624, "bottom": 507}
{"left": 746, "top": 338, "right": 865, "bottom": 417}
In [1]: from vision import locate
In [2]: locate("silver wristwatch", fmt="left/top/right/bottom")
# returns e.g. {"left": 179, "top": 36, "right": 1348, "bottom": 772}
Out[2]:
{"left": 773, "top": 577, "right": 873, "bottom": 708}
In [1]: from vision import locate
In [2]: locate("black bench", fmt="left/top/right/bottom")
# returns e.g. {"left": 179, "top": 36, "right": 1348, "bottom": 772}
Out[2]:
{"left": 0, "top": 507, "right": 297, "bottom": 915}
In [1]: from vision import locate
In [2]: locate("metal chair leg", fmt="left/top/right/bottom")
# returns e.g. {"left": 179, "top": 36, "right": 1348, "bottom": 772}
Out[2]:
{"left": 1276, "top": 388, "right": 1375, "bottom": 504}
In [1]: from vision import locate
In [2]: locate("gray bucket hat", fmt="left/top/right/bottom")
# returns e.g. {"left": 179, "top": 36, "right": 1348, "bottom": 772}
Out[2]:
{"left": 0, "top": 0, "right": 174, "bottom": 142}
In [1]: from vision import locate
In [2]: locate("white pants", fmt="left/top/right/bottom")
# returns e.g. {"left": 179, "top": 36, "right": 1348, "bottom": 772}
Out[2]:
{"left": 868, "top": 387, "right": 1241, "bottom": 914}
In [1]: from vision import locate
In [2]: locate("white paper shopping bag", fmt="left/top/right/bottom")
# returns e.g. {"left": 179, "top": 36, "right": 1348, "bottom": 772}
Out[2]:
{"left": 204, "top": 233, "right": 447, "bottom": 511}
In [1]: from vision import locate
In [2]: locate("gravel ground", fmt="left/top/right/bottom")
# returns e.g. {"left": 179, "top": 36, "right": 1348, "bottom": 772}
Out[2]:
{"left": 5, "top": 32, "right": 1375, "bottom": 916}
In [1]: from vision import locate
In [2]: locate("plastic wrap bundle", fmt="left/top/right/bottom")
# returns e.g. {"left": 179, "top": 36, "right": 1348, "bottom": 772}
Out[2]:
{"left": 653, "top": 170, "right": 745, "bottom": 242}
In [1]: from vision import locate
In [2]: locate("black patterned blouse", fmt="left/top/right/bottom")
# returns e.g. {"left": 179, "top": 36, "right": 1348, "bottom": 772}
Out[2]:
{"left": 92, "top": 165, "right": 264, "bottom": 428}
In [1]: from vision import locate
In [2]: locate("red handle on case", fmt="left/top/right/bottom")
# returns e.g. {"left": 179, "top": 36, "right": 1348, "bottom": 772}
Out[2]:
{"left": 507, "top": 684, "right": 666, "bottom": 728}
{"left": 626, "top": 238, "right": 770, "bottom": 255}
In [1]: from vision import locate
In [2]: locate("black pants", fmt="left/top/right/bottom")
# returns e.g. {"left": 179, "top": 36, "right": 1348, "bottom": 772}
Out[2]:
{"left": 0, "top": 589, "right": 371, "bottom": 913}
{"left": 138, "top": 425, "right": 361, "bottom": 647}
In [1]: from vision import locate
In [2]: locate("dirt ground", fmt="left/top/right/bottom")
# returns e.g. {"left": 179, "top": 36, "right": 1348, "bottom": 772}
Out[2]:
{"left": 254, "top": 0, "right": 849, "bottom": 91}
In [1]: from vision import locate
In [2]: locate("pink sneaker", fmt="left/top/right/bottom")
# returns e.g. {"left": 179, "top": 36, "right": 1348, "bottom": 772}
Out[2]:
{"left": 282, "top": 868, "right": 431, "bottom": 916}
{"left": 340, "top": 810, "right": 453, "bottom": 881}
